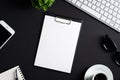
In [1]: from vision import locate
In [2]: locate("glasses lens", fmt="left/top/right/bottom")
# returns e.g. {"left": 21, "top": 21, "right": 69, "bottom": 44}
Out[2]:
{"left": 101, "top": 35, "right": 117, "bottom": 52}
{"left": 113, "top": 52, "right": 120, "bottom": 66}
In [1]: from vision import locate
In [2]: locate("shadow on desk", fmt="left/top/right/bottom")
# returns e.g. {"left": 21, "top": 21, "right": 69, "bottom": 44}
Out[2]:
{"left": 71, "top": 67, "right": 88, "bottom": 80}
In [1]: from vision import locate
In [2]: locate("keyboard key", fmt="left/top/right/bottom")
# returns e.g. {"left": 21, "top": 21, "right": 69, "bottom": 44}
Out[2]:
{"left": 114, "top": 24, "right": 119, "bottom": 29}
{"left": 112, "top": 17, "right": 117, "bottom": 22}
{"left": 106, "top": 2, "right": 110, "bottom": 7}
{"left": 88, "top": 0, "right": 92, "bottom": 2}
{"left": 101, "top": 16, "right": 107, "bottom": 21}
{"left": 117, "top": 14, "right": 120, "bottom": 18}
{"left": 114, "top": 7, "right": 119, "bottom": 12}
{"left": 110, "top": 0, "right": 115, "bottom": 4}
{"left": 108, "top": 9, "right": 113, "bottom": 14}
{"left": 116, "top": 19, "right": 120, "bottom": 24}
{"left": 100, "top": 10, "right": 105, "bottom": 14}
{"left": 96, "top": 7, "right": 100, "bottom": 12}
{"left": 81, "top": 4, "right": 101, "bottom": 18}
{"left": 106, "top": 0, "right": 110, "bottom": 2}
{"left": 96, "top": 2, "right": 101, "bottom": 7}
{"left": 106, "top": 19, "right": 110, "bottom": 24}
{"left": 72, "top": 0, "right": 77, "bottom": 3}
{"left": 118, "top": 5, "right": 120, "bottom": 8}
{"left": 84, "top": 0, "right": 88, "bottom": 5}
{"left": 79, "top": 0, "right": 83, "bottom": 2}
{"left": 113, "top": 12, "right": 117, "bottom": 16}
{"left": 92, "top": 0, "right": 97, "bottom": 4}
{"left": 110, "top": 21, "right": 115, "bottom": 26}
{"left": 118, "top": 10, "right": 120, "bottom": 14}
{"left": 92, "top": 5, "right": 97, "bottom": 9}
{"left": 104, "top": 7, "right": 109, "bottom": 12}
{"left": 100, "top": 4, "right": 105, "bottom": 9}
{"left": 76, "top": 1, "right": 82, "bottom": 7}
{"left": 98, "top": 0, "right": 102, "bottom": 2}
{"left": 88, "top": 3, "right": 92, "bottom": 7}
{"left": 104, "top": 12, "right": 108, "bottom": 17}
{"left": 110, "top": 5, "right": 114, "bottom": 9}
{"left": 102, "top": 0, "right": 106, "bottom": 4}
{"left": 118, "top": 27, "right": 120, "bottom": 31}
{"left": 108, "top": 14, "right": 112, "bottom": 19}
{"left": 114, "top": 2, "right": 119, "bottom": 7}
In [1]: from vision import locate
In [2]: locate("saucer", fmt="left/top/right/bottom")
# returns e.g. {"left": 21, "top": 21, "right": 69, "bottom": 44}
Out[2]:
{"left": 84, "top": 64, "right": 113, "bottom": 80}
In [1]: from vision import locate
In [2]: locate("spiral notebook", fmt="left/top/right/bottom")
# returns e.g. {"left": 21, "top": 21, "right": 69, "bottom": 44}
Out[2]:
{"left": 0, "top": 66, "right": 25, "bottom": 80}
{"left": 34, "top": 14, "right": 83, "bottom": 73}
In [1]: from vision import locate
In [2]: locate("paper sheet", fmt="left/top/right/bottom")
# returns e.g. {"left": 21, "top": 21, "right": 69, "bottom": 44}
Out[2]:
{"left": 34, "top": 15, "right": 82, "bottom": 73}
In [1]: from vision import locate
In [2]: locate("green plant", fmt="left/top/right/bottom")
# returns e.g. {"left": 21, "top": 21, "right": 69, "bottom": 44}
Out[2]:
{"left": 31, "top": 0, "right": 55, "bottom": 11}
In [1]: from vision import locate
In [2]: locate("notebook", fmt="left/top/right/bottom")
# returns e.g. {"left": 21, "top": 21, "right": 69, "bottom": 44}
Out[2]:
{"left": 0, "top": 66, "right": 25, "bottom": 80}
{"left": 34, "top": 14, "right": 83, "bottom": 73}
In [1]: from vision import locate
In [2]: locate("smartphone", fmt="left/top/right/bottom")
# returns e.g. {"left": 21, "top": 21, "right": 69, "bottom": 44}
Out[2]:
{"left": 0, "top": 20, "right": 15, "bottom": 49}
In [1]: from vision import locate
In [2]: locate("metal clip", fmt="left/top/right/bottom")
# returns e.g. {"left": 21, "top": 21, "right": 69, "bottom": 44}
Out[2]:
{"left": 55, "top": 17, "right": 71, "bottom": 25}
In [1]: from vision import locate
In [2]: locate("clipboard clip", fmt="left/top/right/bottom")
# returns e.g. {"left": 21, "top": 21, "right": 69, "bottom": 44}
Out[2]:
{"left": 55, "top": 17, "right": 71, "bottom": 25}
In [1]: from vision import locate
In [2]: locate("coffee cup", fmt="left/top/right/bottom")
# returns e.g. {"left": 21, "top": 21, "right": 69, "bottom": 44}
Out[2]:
{"left": 84, "top": 64, "right": 113, "bottom": 80}
{"left": 92, "top": 73, "right": 107, "bottom": 80}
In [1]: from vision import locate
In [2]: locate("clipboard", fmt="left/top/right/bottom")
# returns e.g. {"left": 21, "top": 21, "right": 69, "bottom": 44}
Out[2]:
{"left": 34, "top": 13, "right": 83, "bottom": 73}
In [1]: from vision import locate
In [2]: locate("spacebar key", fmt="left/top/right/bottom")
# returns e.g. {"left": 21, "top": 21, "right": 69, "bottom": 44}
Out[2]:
{"left": 81, "top": 4, "right": 101, "bottom": 19}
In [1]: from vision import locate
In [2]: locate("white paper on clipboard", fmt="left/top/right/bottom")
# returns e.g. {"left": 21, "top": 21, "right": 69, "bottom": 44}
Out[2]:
{"left": 34, "top": 15, "right": 82, "bottom": 73}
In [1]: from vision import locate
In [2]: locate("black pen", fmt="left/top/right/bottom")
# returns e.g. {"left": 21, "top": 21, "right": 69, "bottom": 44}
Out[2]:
{"left": 15, "top": 69, "right": 18, "bottom": 80}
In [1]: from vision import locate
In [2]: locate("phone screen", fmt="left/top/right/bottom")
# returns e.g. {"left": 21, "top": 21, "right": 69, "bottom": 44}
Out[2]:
{"left": 0, "top": 24, "right": 11, "bottom": 47}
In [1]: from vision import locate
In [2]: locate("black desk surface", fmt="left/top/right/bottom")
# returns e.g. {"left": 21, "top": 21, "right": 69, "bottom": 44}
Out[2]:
{"left": 0, "top": 0, "right": 120, "bottom": 80}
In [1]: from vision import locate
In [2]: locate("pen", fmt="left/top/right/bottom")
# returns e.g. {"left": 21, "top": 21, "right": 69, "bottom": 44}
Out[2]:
{"left": 15, "top": 69, "right": 18, "bottom": 80}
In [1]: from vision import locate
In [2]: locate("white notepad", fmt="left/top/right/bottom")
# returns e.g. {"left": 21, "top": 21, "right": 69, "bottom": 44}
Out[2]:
{"left": 0, "top": 66, "right": 25, "bottom": 80}
{"left": 34, "top": 15, "right": 82, "bottom": 73}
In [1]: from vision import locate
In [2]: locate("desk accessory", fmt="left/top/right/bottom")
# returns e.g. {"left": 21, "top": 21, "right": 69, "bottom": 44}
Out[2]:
{"left": 0, "top": 20, "right": 15, "bottom": 49}
{"left": 66, "top": 0, "right": 120, "bottom": 32}
{"left": 84, "top": 64, "right": 113, "bottom": 80}
{"left": 100, "top": 35, "right": 120, "bottom": 66}
{"left": 15, "top": 68, "right": 20, "bottom": 80}
{"left": 31, "top": 0, "right": 55, "bottom": 11}
{"left": 0, "top": 66, "right": 25, "bottom": 80}
{"left": 34, "top": 14, "right": 83, "bottom": 73}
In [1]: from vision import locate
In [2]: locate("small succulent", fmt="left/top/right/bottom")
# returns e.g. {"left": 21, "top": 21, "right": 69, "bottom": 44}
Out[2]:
{"left": 31, "top": 0, "right": 55, "bottom": 11}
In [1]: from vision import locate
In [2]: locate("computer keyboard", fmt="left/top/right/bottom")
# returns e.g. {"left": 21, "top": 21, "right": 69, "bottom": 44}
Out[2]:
{"left": 66, "top": 0, "right": 120, "bottom": 32}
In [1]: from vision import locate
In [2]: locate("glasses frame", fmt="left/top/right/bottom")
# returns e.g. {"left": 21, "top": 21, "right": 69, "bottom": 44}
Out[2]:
{"left": 100, "top": 34, "right": 120, "bottom": 66}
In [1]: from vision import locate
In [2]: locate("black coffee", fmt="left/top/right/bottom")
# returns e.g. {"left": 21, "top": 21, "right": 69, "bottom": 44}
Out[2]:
{"left": 94, "top": 73, "right": 107, "bottom": 80}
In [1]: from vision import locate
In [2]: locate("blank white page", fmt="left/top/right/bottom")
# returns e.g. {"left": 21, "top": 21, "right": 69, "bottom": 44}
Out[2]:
{"left": 34, "top": 15, "right": 82, "bottom": 73}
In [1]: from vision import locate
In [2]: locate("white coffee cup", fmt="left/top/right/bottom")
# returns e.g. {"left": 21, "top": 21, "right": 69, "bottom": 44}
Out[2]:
{"left": 84, "top": 64, "right": 113, "bottom": 80}
{"left": 91, "top": 72, "right": 108, "bottom": 80}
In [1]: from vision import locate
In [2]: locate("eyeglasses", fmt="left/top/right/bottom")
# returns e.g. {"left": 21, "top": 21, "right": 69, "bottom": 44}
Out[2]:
{"left": 101, "top": 34, "right": 120, "bottom": 66}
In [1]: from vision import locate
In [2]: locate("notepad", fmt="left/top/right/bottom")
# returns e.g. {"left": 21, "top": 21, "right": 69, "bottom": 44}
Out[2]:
{"left": 0, "top": 66, "right": 25, "bottom": 80}
{"left": 34, "top": 15, "right": 82, "bottom": 73}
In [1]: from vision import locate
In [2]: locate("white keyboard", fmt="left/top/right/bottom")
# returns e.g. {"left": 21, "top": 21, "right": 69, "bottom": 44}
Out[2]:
{"left": 66, "top": 0, "right": 120, "bottom": 32}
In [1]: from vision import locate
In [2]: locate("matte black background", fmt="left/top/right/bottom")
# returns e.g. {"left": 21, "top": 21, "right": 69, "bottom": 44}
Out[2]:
{"left": 0, "top": 0, "right": 120, "bottom": 80}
